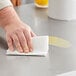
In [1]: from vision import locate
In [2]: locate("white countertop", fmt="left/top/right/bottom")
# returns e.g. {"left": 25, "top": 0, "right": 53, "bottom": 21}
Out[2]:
{"left": 0, "top": 3, "right": 76, "bottom": 76}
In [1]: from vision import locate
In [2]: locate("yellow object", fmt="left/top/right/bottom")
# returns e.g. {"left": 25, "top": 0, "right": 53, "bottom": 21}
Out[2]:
{"left": 49, "top": 36, "right": 71, "bottom": 48}
{"left": 34, "top": 0, "right": 48, "bottom": 8}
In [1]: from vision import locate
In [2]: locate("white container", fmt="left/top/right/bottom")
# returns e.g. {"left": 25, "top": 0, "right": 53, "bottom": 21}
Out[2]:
{"left": 48, "top": 0, "right": 76, "bottom": 20}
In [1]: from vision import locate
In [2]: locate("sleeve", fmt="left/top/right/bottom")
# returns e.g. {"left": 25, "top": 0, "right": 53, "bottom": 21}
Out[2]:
{"left": 0, "top": 0, "right": 12, "bottom": 10}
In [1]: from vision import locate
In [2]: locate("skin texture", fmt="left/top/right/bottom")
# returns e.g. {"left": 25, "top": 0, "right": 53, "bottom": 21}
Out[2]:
{"left": 10, "top": 0, "right": 21, "bottom": 6}
{"left": 0, "top": 6, "right": 36, "bottom": 53}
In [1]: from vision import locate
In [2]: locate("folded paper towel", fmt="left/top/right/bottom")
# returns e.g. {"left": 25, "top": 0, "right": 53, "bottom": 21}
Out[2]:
{"left": 6, "top": 36, "right": 49, "bottom": 56}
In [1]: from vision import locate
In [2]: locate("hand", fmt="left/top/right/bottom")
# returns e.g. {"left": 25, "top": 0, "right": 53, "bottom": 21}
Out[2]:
{"left": 0, "top": 6, "right": 36, "bottom": 53}
{"left": 4, "top": 21, "right": 36, "bottom": 53}
{"left": 11, "top": 0, "right": 21, "bottom": 6}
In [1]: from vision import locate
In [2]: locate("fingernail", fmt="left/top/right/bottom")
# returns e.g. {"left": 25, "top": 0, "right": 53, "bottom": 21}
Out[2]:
{"left": 24, "top": 48, "right": 29, "bottom": 53}
{"left": 24, "top": 50, "right": 29, "bottom": 53}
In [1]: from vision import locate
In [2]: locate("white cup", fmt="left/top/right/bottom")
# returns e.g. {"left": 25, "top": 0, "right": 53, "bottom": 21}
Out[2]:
{"left": 48, "top": 0, "right": 76, "bottom": 20}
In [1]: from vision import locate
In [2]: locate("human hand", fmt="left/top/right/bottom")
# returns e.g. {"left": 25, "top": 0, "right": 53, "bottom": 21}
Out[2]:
{"left": 0, "top": 6, "right": 36, "bottom": 53}
{"left": 4, "top": 21, "right": 36, "bottom": 53}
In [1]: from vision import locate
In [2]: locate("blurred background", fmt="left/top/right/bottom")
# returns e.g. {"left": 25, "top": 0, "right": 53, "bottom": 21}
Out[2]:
{"left": 22, "top": 0, "right": 33, "bottom": 4}
{"left": 10, "top": 0, "right": 34, "bottom": 6}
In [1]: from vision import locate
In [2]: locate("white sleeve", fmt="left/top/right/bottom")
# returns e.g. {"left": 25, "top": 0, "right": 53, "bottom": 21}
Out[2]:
{"left": 0, "top": 0, "right": 12, "bottom": 10}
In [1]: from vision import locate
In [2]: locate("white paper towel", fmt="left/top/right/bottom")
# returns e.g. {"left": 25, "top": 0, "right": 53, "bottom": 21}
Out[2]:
{"left": 6, "top": 36, "right": 49, "bottom": 56}
{"left": 48, "top": 0, "right": 76, "bottom": 20}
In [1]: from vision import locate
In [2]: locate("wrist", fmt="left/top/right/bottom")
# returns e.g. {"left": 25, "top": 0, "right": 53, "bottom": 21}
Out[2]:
{"left": 0, "top": 6, "right": 21, "bottom": 29}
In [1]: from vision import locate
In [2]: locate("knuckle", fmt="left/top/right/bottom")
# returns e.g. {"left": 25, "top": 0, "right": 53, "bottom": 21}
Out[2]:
{"left": 16, "top": 29, "right": 22, "bottom": 33}
{"left": 14, "top": 38, "right": 19, "bottom": 43}
{"left": 15, "top": 42, "right": 20, "bottom": 48}
{"left": 23, "top": 28, "right": 29, "bottom": 32}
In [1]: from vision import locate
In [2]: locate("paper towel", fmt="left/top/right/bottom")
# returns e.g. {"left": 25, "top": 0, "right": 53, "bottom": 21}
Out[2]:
{"left": 6, "top": 36, "right": 49, "bottom": 56}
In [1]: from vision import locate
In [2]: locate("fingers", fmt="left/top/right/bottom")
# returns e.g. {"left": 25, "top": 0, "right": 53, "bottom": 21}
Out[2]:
{"left": 23, "top": 30, "right": 33, "bottom": 52}
{"left": 16, "top": 30, "right": 29, "bottom": 53}
{"left": 6, "top": 26, "right": 35, "bottom": 53}
{"left": 6, "top": 30, "right": 33, "bottom": 53}
{"left": 6, "top": 34, "right": 14, "bottom": 51}
{"left": 11, "top": 33, "right": 23, "bottom": 53}
{"left": 31, "top": 31, "right": 36, "bottom": 37}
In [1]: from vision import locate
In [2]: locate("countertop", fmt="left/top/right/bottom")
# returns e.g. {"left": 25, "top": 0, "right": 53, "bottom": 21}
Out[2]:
{"left": 0, "top": 4, "right": 76, "bottom": 76}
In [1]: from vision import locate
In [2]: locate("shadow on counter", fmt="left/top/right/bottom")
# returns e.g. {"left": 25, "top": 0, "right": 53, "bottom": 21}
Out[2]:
{"left": 0, "top": 36, "right": 8, "bottom": 50}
